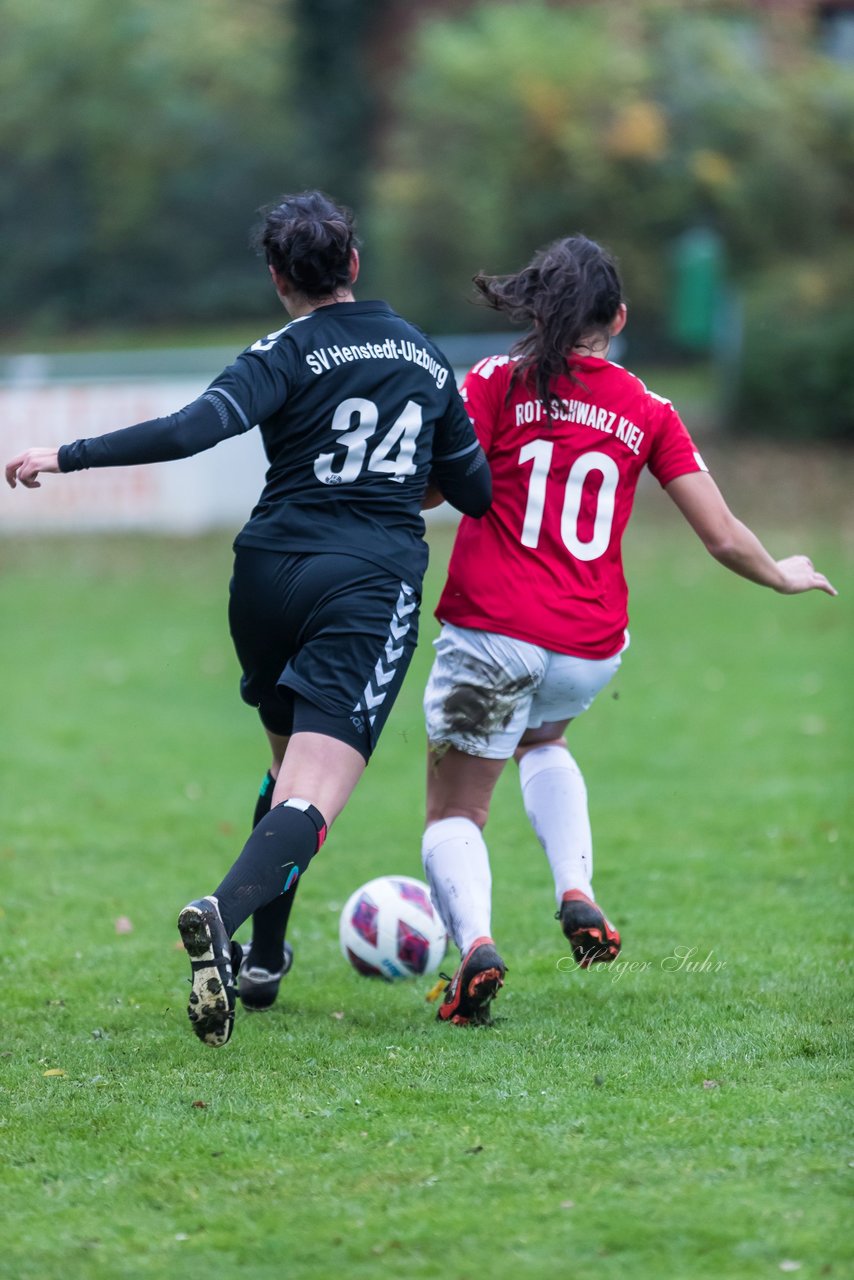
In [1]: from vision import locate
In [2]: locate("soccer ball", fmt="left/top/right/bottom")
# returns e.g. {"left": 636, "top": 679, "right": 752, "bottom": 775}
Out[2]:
{"left": 339, "top": 875, "right": 448, "bottom": 981}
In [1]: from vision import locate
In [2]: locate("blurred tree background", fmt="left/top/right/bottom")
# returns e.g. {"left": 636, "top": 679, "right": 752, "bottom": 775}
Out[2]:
{"left": 0, "top": 0, "right": 295, "bottom": 329}
{"left": 1, "top": 0, "right": 852, "bottom": 438}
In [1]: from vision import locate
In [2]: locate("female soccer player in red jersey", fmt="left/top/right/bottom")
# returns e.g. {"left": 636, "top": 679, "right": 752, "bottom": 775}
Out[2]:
{"left": 6, "top": 191, "right": 491, "bottom": 1047}
{"left": 422, "top": 234, "right": 837, "bottom": 1025}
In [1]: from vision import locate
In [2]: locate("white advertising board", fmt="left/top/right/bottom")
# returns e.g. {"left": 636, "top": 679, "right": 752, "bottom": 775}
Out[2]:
{"left": 1, "top": 381, "right": 268, "bottom": 534}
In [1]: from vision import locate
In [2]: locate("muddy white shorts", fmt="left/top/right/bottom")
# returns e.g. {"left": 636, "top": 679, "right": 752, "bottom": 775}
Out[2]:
{"left": 424, "top": 622, "right": 626, "bottom": 759}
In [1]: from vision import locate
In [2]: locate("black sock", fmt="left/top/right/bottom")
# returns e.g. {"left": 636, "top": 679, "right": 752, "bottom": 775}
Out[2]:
{"left": 214, "top": 800, "right": 327, "bottom": 938}
{"left": 252, "top": 770, "right": 276, "bottom": 829}
{"left": 249, "top": 772, "right": 300, "bottom": 969}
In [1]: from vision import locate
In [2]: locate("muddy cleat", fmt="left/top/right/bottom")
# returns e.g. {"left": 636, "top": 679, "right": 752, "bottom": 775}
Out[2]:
{"left": 435, "top": 936, "right": 506, "bottom": 1026}
{"left": 177, "top": 897, "right": 242, "bottom": 1047}
{"left": 558, "top": 889, "right": 621, "bottom": 968}
{"left": 237, "top": 940, "right": 294, "bottom": 1012}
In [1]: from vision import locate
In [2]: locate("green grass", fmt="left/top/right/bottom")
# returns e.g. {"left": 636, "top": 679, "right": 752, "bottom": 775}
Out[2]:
{"left": 0, "top": 499, "right": 851, "bottom": 1280}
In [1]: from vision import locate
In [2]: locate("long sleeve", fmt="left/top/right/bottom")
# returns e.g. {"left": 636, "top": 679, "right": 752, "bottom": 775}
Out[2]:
{"left": 430, "top": 443, "right": 491, "bottom": 517}
{"left": 58, "top": 391, "right": 249, "bottom": 471}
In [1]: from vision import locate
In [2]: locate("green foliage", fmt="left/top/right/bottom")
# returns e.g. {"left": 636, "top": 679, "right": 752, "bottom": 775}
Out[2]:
{"left": 3, "top": 0, "right": 853, "bottom": 446}
{"left": 0, "top": 492, "right": 851, "bottom": 1278}
{"left": 734, "top": 255, "right": 854, "bottom": 441}
{"left": 0, "top": 0, "right": 294, "bottom": 333}
{"left": 368, "top": 3, "right": 648, "bottom": 322}
{"left": 289, "top": 0, "right": 386, "bottom": 210}
{"left": 366, "top": 2, "right": 854, "bottom": 345}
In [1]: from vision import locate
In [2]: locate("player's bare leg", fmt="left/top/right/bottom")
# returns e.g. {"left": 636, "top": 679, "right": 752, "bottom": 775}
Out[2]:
{"left": 271, "top": 731, "right": 366, "bottom": 820}
{"left": 214, "top": 733, "right": 364, "bottom": 939}
{"left": 425, "top": 744, "right": 506, "bottom": 831}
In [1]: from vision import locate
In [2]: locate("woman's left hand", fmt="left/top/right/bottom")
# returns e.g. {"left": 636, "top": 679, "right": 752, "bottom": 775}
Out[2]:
{"left": 5, "top": 448, "right": 60, "bottom": 489}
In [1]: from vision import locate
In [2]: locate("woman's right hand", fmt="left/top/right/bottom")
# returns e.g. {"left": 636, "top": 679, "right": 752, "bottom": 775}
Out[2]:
{"left": 775, "top": 555, "right": 837, "bottom": 597}
{"left": 5, "top": 448, "right": 60, "bottom": 489}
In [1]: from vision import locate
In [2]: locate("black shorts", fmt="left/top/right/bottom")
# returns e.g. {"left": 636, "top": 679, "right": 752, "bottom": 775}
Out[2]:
{"left": 228, "top": 547, "right": 420, "bottom": 760}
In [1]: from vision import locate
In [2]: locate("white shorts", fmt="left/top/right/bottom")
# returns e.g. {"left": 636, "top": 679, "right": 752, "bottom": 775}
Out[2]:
{"left": 424, "top": 622, "right": 626, "bottom": 759}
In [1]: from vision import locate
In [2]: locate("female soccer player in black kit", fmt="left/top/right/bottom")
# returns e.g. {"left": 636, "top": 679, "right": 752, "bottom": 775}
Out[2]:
{"left": 6, "top": 190, "right": 491, "bottom": 1047}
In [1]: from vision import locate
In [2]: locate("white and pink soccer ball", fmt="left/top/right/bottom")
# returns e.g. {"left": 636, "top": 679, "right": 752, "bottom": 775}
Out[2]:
{"left": 339, "top": 875, "right": 448, "bottom": 981}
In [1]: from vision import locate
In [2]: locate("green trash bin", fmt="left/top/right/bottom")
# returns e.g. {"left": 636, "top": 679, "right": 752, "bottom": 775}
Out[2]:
{"left": 669, "top": 227, "right": 724, "bottom": 353}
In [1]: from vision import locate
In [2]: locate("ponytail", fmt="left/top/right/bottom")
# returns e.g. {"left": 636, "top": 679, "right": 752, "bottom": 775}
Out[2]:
{"left": 473, "top": 235, "right": 623, "bottom": 410}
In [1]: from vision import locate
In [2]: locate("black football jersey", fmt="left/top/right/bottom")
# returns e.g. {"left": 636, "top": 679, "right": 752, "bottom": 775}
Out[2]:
{"left": 58, "top": 299, "right": 485, "bottom": 586}
{"left": 205, "top": 300, "right": 479, "bottom": 581}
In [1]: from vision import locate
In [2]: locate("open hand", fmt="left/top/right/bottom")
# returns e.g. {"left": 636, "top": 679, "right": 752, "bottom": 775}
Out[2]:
{"left": 5, "top": 448, "right": 60, "bottom": 489}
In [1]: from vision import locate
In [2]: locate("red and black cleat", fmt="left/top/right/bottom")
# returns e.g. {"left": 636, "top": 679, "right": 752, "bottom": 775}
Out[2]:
{"left": 558, "top": 890, "right": 621, "bottom": 968}
{"left": 435, "top": 936, "right": 506, "bottom": 1026}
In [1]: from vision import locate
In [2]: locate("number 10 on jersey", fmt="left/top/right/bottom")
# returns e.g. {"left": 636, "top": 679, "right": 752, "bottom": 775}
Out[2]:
{"left": 519, "top": 441, "right": 618, "bottom": 561}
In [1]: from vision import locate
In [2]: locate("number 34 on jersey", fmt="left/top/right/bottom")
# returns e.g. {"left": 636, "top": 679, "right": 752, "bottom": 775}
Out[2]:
{"left": 314, "top": 397, "right": 423, "bottom": 485}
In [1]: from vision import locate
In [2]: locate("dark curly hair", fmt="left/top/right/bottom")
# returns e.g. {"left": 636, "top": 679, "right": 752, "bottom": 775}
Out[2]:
{"left": 473, "top": 235, "right": 624, "bottom": 410}
{"left": 254, "top": 190, "right": 358, "bottom": 298}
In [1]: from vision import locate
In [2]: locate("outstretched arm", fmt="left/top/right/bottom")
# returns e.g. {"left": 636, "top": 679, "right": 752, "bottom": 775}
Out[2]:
{"left": 5, "top": 391, "right": 250, "bottom": 491}
{"left": 665, "top": 471, "right": 836, "bottom": 596}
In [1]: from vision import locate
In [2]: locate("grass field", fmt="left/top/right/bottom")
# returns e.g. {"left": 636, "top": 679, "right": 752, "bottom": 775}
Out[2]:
{"left": 1, "top": 459, "right": 851, "bottom": 1280}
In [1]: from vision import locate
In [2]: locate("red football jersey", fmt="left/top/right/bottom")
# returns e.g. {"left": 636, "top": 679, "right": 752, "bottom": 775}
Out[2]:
{"left": 436, "top": 354, "right": 707, "bottom": 658}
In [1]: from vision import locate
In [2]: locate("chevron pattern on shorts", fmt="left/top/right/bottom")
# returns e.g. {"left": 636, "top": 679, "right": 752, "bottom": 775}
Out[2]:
{"left": 354, "top": 582, "right": 417, "bottom": 726}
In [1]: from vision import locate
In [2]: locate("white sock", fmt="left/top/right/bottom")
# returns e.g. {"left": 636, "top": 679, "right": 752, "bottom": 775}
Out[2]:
{"left": 421, "top": 816, "right": 493, "bottom": 954}
{"left": 518, "top": 744, "right": 595, "bottom": 905}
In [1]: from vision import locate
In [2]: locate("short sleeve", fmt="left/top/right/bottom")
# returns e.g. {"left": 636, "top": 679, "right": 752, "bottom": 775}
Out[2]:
{"left": 432, "top": 382, "right": 480, "bottom": 464}
{"left": 646, "top": 399, "right": 709, "bottom": 488}
{"left": 461, "top": 356, "right": 512, "bottom": 454}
